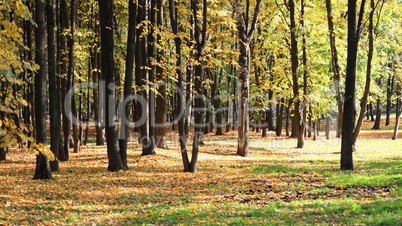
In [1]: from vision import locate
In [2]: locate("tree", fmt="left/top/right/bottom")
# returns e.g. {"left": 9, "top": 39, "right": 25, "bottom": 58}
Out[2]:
{"left": 33, "top": 0, "right": 53, "bottom": 180}
{"left": 341, "top": 0, "right": 366, "bottom": 170}
{"left": 118, "top": 0, "right": 137, "bottom": 170}
{"left": 234, "top": 0, "right": 262, "bottom": 157}
{"left": 188, "top": 0, "right": 208, "bottom": 172}
{"left": 136, "top": 0, "right": 156, "bottom": 156}
{"left": 46, "top": 0, "right": 61, "bottom": 172}
{"left": 325, "top": 0, "right": 343, "bottom": 138}
{"left": 98, "top": 0, "right": 124, "bottom": 171}
{"left": 155, "top": 0, "right": 168, "bottom": 149}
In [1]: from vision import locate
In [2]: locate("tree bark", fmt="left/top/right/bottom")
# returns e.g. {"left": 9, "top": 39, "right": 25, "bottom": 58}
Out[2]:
{"left": 33, "top": 0, "right": 53, "bottom": 180}
{"left": 59, "top": 0, "right": 70, "bottom": 161}
{"left": 98, "top": 0, "right": 124, "bottom": 171}
{"left": 326, "top": 0, "right": 343, "bottom": 138}
{"left": 341, "top": 0, "right": 366, "bottom": 170}
{"left": 189, "top": 0, "right": 208, "bottom": 172}
{"left": 372, "top": 98, "right": 382, "bottom": 129}
{"left": 353, "top": 0, "right": 375, "bottom": 143}
{"left": 155, "top": 0, "right": 168, "bottom": 149}
{"left": 235, "top": 0, "right": 262, "bottom": 157}
{"left": 169, "top": 0, "right": 190, "bottom": 171}
{"left": 47, "top": 0, "right": 60, "bottom": 172}
{"left": 118, "top": 0, "right": 137, "bottom": 170}
{"left": 385, "top": 73, "right": 394, "bottom": 126}
{"left": 392, "top": 97, "right": 401, "bottom": 140}
{"left": 289, "top": 0, "right": 304, "bottom": 148}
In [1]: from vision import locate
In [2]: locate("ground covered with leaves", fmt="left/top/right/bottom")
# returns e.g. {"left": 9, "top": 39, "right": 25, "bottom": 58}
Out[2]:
{"left": 1, "top": 123, "right": 401, "bottom": 225}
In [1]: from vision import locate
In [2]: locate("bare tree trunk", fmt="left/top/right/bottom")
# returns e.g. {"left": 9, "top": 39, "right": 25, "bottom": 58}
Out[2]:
{"left": 385, "top": 73, "right": 395, "bottom": 126}
{"left": 352, "top": 0, "right": 375, "bottom": 143}
{"left": 98, "top": 0, "right": 124, "bottom": 171}
{"left": 47, "top": 0, "right": 60, "bottom": 171}
{"left": 289, "top": 0, "right": 304, "bottom": 148}
{"left": 118, "top": 0, "right": 137, "bottom": 169}
{"left": 235, "top": 0, "right": 262, "bottom": 157}
{"left": 392, "top": 97, "right": 401, "bottom": 140}
{"left": 341, "top": 0, "right": 366, "bottom": 170}
{"left": 33, "top": 0, "right": 53, "bottom": 180}
{"left": 169, "top": 0, "right": 190, "bottom": 171}
{"left": 326, "top": 0, "right": 343, "bottom": 138}
{"left": 372, "top": 98, "right": 382, "bottom": 129}
{"left": 326, "top": 116, "right": 331, "bottom": 140}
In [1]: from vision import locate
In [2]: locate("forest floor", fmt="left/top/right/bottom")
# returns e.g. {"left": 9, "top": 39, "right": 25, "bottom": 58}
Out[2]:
{"left": 0, "top": 118, "right": 401, "bottom": 225}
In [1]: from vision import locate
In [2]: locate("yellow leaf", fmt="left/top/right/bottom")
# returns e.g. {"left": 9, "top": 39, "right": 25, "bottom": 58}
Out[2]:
{"left": 34, "top": 64, "right": 40, "bottom": 70}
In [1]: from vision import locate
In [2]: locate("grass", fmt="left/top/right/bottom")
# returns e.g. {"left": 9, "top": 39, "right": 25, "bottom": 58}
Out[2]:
{"left": 0, "top": 119, "right": 401, "bottom": 225}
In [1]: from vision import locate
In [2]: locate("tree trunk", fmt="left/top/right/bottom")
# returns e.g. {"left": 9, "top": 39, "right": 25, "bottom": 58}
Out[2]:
{"left": 136, "top": 0, "right": 156, "bottom": 156}
{"left": 33, "top": 0, "right": 53, "bottom": 180}
{"left": 189, "top": 0, "right": 208, "bottom": 172}
{"left": 369, "top": 102, "right": 375, "bottom": 121}
{"left": 235, "top": 0, "right": 262, "bottom": 157}
{"left": 169, "top": 0, "right": 190, "bottom": 171}
{"left": 69, "top": 0, "right": 80, "bottom": 154}
{"left": 98, "top": 0, "right": 124, "bottom": 171}
{"left": 385, "top": 73, "right": 395, "bottom": 126}
{"left": 0, "top": 148, "right": 6, "bottom": 161}
{"left": 118, "top": 0, "right": 137, "bottom": 170}
{"left": 392, "top": 97, "right": 401, "bottom": 140}
{"left": 289, "top": 0, "right": 304, "bottom": 148}
{"left": 326, "top": 0, "right": 343, "bottom": 138}
{"left": 155, "top": 0, "right": 168, "bottom": 149}
{"left": 352, "top": 0, "right": 375, "bottom": 144}
{"left": 326, "top": 116, "right": 331, "bottom": 140}
{"left": 59, "top": 0, "right": 70, "bottom": 161}
{"left": 372, "top": 98, "right": 381, "bottom": 129}
{"left": 47, "top": 0, "right": 60, "bottom": 171}
{"left": 341, "top": 0, "right": 366, "bottom": 170}
{"left": 276, "top": 98, "right": 284, "bottom": 136}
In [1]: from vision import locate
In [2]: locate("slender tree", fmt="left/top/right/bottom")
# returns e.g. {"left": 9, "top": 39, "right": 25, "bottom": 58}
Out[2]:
{"left": 234, "top": 0, "right": 262, "bottom": 157}
{"left": 169, "top": 0, "right": 190, "bottom": 171}
{"left": 33, "top": 0, "right": 53, "bottom": 180}
{"left": 118, "top": 0, "right": 137, "bottom": 170}
{"left": 325, "top": 0, "right": 343, "bottom": 138}
{"left": 341, "top": 0, "right": 366, "bottom": 170}
{"left": 98, "top": 0, "right": 124, "bottom": 171}
{"left": 47, "top": 0, "right": 61, "bottom": 172}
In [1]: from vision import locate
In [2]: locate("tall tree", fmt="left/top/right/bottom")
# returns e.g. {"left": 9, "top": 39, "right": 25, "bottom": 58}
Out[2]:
{"left": 118, "top": 0, "right": 137, "bottom": 170}
{"left": 98, "top": 0, "right": 124, "bottom": 171}
{"left": 188, "top": 0, "right": 208, "bottom": 172}
{"left": 341, "top": 0, "right": 366, "bottom": 170}
{"left": 325, "top": 0, "right": 343, "bottom": 138}
{"left": 289, "top": 0, "right": 304, "bottom": 148}
{"left": 47, "top": 0, "right": 61, "bottom": 172}
{"left": 136, "top": 0, "right": 156, "bottom": 156}
{"left": 33, "top": 0, "right": 53, "bottom": 180}
{"left": 169, "top": 0, "right": 190, "bottom": 171}
{"left": 155, "top": 0, "right": 168, "bottom": 149}
{"left": 59, "top": 0, "right": 70, "bottom": 161}
{"left": 234, "top": 0, "right": 262, "bottom": 157}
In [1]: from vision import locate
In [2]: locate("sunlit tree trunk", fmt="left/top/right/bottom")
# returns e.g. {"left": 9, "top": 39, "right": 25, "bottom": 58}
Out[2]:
{"left": 235, "top": 0, "right": 262, "bottom": 157}
{"left": 326, "top": 0, "right": 343, "bottom": 138}
{"left": 289, "top": 0, "right": 304, "bottom": 148}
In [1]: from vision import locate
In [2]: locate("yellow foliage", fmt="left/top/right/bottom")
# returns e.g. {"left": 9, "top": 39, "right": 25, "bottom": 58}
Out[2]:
{"left": 32, "top": 143, "right": 56, "bottom": 162}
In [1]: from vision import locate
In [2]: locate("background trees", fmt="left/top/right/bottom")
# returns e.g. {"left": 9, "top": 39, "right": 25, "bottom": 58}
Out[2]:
{"left": 1, "top": 0, "right": 402, "bottom": 177}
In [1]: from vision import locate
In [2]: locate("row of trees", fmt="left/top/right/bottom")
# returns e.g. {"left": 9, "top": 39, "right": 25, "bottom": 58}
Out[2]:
{"left": 1, "top": 0, "right": 402, "bottom": 179}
